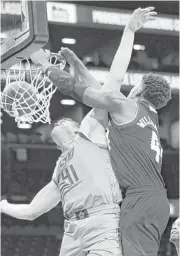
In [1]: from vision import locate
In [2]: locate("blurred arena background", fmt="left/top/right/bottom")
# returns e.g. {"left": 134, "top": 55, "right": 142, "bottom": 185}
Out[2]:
{"left": 1, "top": 1, "right": 179, "bottom": 256}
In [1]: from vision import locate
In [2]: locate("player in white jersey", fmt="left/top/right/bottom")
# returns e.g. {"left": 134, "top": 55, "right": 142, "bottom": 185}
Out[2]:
{"left": 0, "top": 112, "right": 122, "bottom": 256}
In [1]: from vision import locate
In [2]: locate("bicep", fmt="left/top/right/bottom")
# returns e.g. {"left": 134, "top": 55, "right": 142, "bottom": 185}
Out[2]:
{"left": 83, "top": 88, "right": 108, "bottom": 109}
{"left": 83, "top": 88, "right": 127, "bottom": 112}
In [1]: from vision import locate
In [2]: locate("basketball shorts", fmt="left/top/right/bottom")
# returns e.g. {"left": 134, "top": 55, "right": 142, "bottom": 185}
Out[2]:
{"left": 119, "top": 187, "right": 170, "bottom": 256}
{"left": 60, "top": 204, "right": 122, "bottom": 256}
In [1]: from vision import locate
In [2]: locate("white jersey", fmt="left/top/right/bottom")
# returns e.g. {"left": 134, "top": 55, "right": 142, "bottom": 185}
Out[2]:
{"left": 52, "top": 134, "right": 122, "bottom": 218}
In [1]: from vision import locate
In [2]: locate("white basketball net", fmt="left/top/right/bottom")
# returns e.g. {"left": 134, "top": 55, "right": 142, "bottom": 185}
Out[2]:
{"left": 1, "top": 55, "right": 66, "bottom": 124}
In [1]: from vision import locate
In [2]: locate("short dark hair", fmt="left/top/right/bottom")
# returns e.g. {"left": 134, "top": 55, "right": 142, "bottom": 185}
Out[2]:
{"left": 141, "top": 73, "right": 171, "bottom": 109}
{"left": 55, "top": 118, "right": 80, "bottom": 129}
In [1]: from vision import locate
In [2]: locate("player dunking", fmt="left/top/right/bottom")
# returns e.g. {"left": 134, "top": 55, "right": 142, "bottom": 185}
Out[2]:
{"left": 32, "top": 7, "right": 171, "bottom": 256}
{"left": 71, "top": 48, "right": 171, "bottom": 255}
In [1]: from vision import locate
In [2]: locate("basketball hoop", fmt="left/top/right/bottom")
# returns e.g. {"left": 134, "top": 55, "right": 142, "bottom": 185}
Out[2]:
{"left": 1, "top": 53, "right": 66, "bottom": 124}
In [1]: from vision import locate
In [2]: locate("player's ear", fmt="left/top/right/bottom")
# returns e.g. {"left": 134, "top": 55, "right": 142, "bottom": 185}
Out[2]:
{"left": 136, "top": 88, "right": 142, "bottom": 97}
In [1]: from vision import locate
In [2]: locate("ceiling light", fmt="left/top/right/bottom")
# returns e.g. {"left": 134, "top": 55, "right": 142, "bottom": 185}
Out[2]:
{"left": 17, "top": 123, "right": 32, "bottom": 129}
{"left": 133, "top": 44, "right": 146, "bottom": 51}
{"left": 60, "top": 99, "right": 76, "bottom": 106}
{"left": 61, "top": 38, "right": 76, "bottom": 44}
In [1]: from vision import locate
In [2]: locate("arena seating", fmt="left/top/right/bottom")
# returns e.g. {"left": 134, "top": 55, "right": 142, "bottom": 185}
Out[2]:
{"left": 1, "top": 233, "right": 178, "bottom": 256}
{"left": 1, "top": 235, "right": 61, "bottom": 256}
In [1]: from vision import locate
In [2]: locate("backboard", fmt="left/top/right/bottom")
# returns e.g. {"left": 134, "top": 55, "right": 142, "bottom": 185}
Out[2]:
{"left": 1, "top": 0, "right": 49, "bottom": 69}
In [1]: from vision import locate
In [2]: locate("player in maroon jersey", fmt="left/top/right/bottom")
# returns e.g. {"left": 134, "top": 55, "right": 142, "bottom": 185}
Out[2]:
{"left": 72, "top": 68, "right": 171, "bottom": 256}
{"left": 77, "top": 71, "right": 171, "bottom": 255}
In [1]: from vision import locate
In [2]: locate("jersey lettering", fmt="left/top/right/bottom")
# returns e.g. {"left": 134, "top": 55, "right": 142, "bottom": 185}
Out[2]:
{"left": 149, "top": 105, "right": 157, "bottom": 113}
{"left": 58, "top": 148, "right": 74, "bottom": 172}
{"left": 150, "top": 130, "right": 163, "bottom": 163}
{"left": 61, "top": 164, "right": 79, "bottom": 185}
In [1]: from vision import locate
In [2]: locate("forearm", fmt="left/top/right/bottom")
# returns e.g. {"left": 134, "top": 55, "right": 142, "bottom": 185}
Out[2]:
{"left": 82, "top": 87, "right": 126, "bottom": 111}
{"left": 1, "top": 182, "right": 60, "bottom": 221}
{"left": 2, "top": 202, "right": 33, "bottom": 220}
{"left": 103, "top": 27, "right": 135, "bottom": 91}
{"left": 71, "top": 58, "right": 102, "bottom": 90}
{"left": 82, "top": 88, "right": 107, "bottom": 109}
{"left": 110, "top": 27, "right": 134, "bottom": 77}
{"left": 45, "top": 66, "right": 86, "bottom": 102}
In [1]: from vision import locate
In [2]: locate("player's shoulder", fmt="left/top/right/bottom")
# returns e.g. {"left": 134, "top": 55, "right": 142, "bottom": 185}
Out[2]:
{"left": 76, "top": 132, "right": 109, "bottom": 151}
{"left": 110, "top": 99, "right": 137, "bottom": 125}
{"left": 137, "top": 98, "right": 157, "bottom": 114}
{"left": 122, "top": 98, "right": 138, "bottom": 115}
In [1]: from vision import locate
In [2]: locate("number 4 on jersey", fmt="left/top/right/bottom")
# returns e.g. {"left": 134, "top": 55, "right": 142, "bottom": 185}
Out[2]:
{"left": 151, "top": 130, "right": 163, "bottom": 163}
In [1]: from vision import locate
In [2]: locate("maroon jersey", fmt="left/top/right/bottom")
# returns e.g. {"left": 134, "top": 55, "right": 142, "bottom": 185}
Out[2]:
{"left": 108, "top": 98, "right": 165, "bottom": 190}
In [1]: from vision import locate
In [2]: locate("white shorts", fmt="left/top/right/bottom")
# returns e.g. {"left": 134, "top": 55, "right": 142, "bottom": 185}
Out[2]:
{"left": 60, "top": 204, "right": 122, "bottom": 256}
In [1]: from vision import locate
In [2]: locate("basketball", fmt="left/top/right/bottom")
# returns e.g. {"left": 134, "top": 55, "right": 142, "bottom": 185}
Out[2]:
{"left": 1, "top": 81, "right": 38, "bottom": 117}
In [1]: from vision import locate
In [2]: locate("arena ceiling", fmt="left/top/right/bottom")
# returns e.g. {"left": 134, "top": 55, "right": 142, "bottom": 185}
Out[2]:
{"left": 61, "top": 1, "right": 179, "bottom": 15}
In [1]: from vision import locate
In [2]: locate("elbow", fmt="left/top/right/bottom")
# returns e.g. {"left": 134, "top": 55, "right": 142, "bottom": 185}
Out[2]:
{"left": 26, "top": 208, "right": 39, "bottom": 221}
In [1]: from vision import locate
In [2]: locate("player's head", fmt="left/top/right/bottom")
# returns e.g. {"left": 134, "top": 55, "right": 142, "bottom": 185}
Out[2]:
{"left": 51, "top": 118, "right": 79, "bottom": 150}
{"left": 138, "top": 73, "right": 171, "bottom": 109}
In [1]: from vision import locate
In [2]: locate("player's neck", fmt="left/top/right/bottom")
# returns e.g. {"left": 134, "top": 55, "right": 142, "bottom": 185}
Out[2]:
{"left": 139, "top": 96, "right": 156, "bottom": 109}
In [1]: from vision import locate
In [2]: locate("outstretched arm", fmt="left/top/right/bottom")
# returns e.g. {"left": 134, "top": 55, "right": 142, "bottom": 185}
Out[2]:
{"left": 103, "top": 6, "right": 156, "bottom": 91}
{"left": 78, "top": 12, "right": 140, "bottom": 136}
{"left": 67, "top": 7, "right": 157, "bottom": 112}
{"left": 31, "top": 6, "right": 156, "bottom": 102}
{"left": 0, "top": 181, "right": 60, "bottom": 220}
{"left": 57, "top": 7, "right": 157, "bottom": 111}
